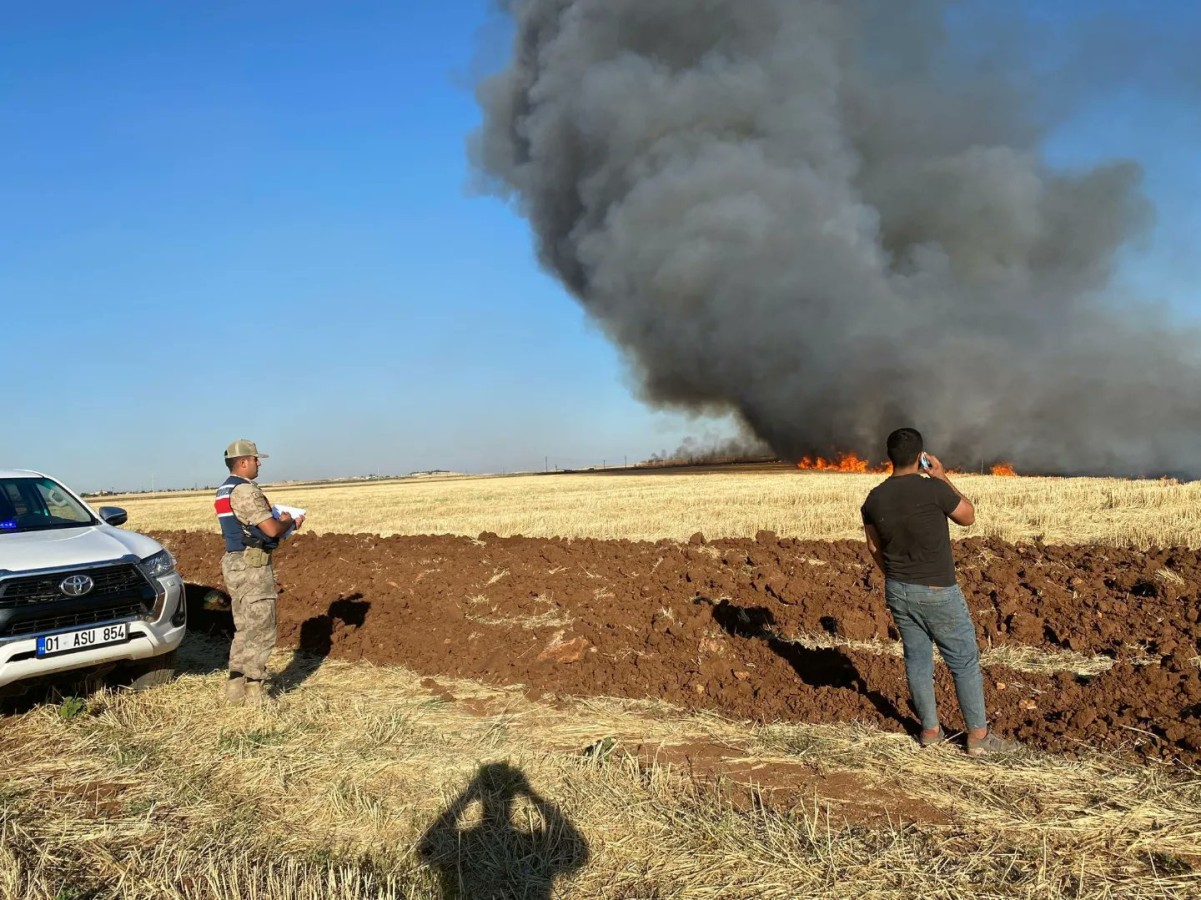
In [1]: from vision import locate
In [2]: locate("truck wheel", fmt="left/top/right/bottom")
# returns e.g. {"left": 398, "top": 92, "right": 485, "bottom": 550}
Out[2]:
{"left": 124, "top": 650, "right": 178, "bottom": 691}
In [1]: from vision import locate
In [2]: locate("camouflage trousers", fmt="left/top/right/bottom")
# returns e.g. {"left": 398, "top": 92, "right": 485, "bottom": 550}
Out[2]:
{"left": 222, "top": 552, "right": 278, "bottom": 681}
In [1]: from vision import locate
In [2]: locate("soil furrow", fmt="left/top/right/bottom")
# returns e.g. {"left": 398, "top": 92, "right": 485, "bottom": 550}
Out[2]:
{"left": 160, "top": 531, "right": 1201, "bottom": 763}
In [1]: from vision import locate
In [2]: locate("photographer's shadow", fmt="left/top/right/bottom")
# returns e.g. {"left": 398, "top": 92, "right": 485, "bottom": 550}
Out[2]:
{"left": 273, "top": 594, "right": 371, "bottom": 695}
{"left": 418, "top": 762, "right": 589, "bottom": 899}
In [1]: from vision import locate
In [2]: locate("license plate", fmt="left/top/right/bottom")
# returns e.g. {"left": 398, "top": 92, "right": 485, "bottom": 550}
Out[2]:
{"left": 36, "top": 623, "right": 128, "bottom": 658}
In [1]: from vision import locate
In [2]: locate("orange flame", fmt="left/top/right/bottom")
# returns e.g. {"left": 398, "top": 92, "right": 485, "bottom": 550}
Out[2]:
{"left": 796, "top": 452, "right": 890, "bottom": 474}
{"left": 990, "top": 462, "right": 1018, "bottom": 477}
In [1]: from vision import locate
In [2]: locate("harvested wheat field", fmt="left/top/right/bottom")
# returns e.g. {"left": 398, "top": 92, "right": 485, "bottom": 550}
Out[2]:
{"left": 7, "top": 469, "right": 1201, "bottom": 898}
{"left": 7, "top": 636, "right": 1200, "bottom": 899}
{"left": 97, "top": 465, "right": 1201, "bottom": 547}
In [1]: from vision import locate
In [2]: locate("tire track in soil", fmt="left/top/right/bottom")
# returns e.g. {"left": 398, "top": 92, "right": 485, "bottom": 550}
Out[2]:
{"left": 158, "top": 531, "right": 1201, "bottom": 764}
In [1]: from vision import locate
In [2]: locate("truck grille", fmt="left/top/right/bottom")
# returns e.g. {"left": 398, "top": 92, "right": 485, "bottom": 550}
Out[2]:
{"left": 2, "top": 603, "right": 148, "bottom": 638}
{"left": 0, "top": 565, "right": 148, "bottom": 608}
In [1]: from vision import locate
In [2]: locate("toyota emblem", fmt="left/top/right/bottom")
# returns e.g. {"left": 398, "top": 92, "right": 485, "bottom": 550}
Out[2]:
{"left": 60, "top": 574, "right": 95, "bottom": 597}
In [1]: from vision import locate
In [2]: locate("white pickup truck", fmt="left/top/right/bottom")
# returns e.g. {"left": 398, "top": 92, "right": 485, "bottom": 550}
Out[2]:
{"left": 0, "top": 469, "right": 186, "bottom": 694}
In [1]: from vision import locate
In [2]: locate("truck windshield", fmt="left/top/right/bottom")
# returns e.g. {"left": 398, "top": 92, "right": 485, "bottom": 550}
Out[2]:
{"left": 0, "top": 477, "right": 97, "bottom": 533}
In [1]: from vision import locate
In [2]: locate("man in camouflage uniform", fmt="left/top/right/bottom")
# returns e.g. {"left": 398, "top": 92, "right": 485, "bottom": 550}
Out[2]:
{"left": 214, "top": 439, "right": 304, "bottom": 705}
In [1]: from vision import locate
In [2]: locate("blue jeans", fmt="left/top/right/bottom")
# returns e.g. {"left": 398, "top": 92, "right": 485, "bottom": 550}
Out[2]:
{"left": 884, "top": 580, "right": 987, "bottom": 732}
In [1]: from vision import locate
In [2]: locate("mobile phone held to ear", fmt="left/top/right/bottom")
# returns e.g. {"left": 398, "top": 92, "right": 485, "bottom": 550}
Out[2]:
{"left": 919, "top": 452, "right": 932, "bottom": 471}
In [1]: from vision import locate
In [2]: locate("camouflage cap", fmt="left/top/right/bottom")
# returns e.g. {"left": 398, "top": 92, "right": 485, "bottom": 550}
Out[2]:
{"left": 224, "top": 439, "right": 269, "bottom": 460}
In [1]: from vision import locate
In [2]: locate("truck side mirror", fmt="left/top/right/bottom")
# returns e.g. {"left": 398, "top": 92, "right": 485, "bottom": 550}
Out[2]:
{"left": 98, "top": 507, "right": 128, "bottom": 527}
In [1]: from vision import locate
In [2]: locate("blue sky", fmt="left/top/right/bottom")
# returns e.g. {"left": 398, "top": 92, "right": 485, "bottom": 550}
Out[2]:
{"left": 2, "top": 1, "right": 1197, "bottom": 491}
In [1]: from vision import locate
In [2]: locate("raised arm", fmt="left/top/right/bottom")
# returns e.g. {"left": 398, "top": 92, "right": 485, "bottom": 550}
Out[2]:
{"left": 924, "top": 454, "right": 975, "bottom": 527}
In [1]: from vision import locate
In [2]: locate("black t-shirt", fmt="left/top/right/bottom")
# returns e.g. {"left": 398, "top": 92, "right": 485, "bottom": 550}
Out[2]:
{"left": 860, "top": 475, "right": 962, "bottom": 587}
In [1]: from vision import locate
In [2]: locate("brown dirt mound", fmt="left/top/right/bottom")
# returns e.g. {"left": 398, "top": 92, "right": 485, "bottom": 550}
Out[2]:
{"left": 158, "top": 532, "right": 1201, "bottom": 764}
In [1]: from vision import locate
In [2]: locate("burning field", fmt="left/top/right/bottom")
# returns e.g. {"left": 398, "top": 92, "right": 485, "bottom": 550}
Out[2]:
{"left": 164, "top": 527, "right": 1201, "bottom": 766}
{"left": 8, "top": 0, "right": 1201, "bottom": 891}
{"left": 796, "top": 453, "right": 1020, "bottom": 477}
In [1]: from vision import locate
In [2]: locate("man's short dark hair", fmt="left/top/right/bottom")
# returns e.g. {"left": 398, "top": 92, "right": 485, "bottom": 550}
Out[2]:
{"left": 225, "top": 456, "right": 241, "bottom": 472}
{"left": 886, "top": 428, "right": 924, "bottom": 468}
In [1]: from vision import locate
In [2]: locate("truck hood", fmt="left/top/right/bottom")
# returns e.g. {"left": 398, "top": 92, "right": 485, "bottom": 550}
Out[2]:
{"left": 0, "top": 525, "right": 163, "bottom": 575}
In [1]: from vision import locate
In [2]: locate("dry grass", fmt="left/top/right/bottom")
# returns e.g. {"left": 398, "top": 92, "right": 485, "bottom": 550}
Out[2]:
{"left": 2, "top": 637, "right": 1199, "bottom": 899}
{"left": 98, "top": 470, "right": 1201, "bottom": 548}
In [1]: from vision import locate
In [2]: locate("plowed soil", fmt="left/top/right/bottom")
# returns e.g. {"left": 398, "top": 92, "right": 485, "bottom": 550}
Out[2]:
{"left": 158, "top": 531, "right": 1201, "bottom": 764}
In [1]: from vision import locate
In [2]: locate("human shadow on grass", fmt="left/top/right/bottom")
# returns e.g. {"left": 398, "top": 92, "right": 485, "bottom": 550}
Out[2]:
{"left": 418, "top": 762, "right": 589, "bottom": 899}
{"left": 699, "top": 597, "right": 913, "bottom": 732}
{"left": 272, "top": 594, "right": 370, "bottom": 695}
{"left": 176, "top": 583, "right": 370, "bottom": 696}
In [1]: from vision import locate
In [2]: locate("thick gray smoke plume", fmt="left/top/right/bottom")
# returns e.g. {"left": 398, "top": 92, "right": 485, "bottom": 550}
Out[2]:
{"left": 472, "top": 0, "right": 1201, "bottom": 475}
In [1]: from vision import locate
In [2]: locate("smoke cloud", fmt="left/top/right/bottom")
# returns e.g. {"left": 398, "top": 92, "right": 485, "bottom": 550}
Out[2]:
{"left": 647, "top": 433, "right": 772, "bottom": 468}
{"left": 472, "top": 0, "right": 1201, "bottom": 476}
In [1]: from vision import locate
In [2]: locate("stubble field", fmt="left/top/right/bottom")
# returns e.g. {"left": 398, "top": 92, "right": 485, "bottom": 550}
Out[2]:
{"left": 7, "top": 466, "right": 1201, "bottom": 898}
{"left": 95, "top": 463, "right": 1201, "bottom": 547}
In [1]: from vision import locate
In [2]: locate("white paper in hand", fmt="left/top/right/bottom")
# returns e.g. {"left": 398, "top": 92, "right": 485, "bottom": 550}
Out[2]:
{"left": 271, "top": 504, "right": 307, "bottom": 539}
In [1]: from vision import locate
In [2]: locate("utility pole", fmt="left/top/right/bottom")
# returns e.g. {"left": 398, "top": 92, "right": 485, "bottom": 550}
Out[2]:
{"left": 545, "top": 456, "right": 548, "bottom": 473}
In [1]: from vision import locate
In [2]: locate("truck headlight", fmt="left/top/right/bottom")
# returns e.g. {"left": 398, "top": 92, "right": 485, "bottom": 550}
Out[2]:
{"left": 139, "top": 549, "right": 177, "bottom": 581}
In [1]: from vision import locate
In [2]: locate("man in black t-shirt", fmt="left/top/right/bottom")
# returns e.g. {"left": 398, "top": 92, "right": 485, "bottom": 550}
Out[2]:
{"left": 861, "top": 428, "right": 1018, "bottom": 757}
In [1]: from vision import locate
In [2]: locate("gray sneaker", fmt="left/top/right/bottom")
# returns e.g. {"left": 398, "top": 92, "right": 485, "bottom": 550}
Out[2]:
{"left": 919, "top": 727, "right": 949, "bottom": 748}
{"left": 967, "top": 730, "right": 1021, "bottom": 757}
